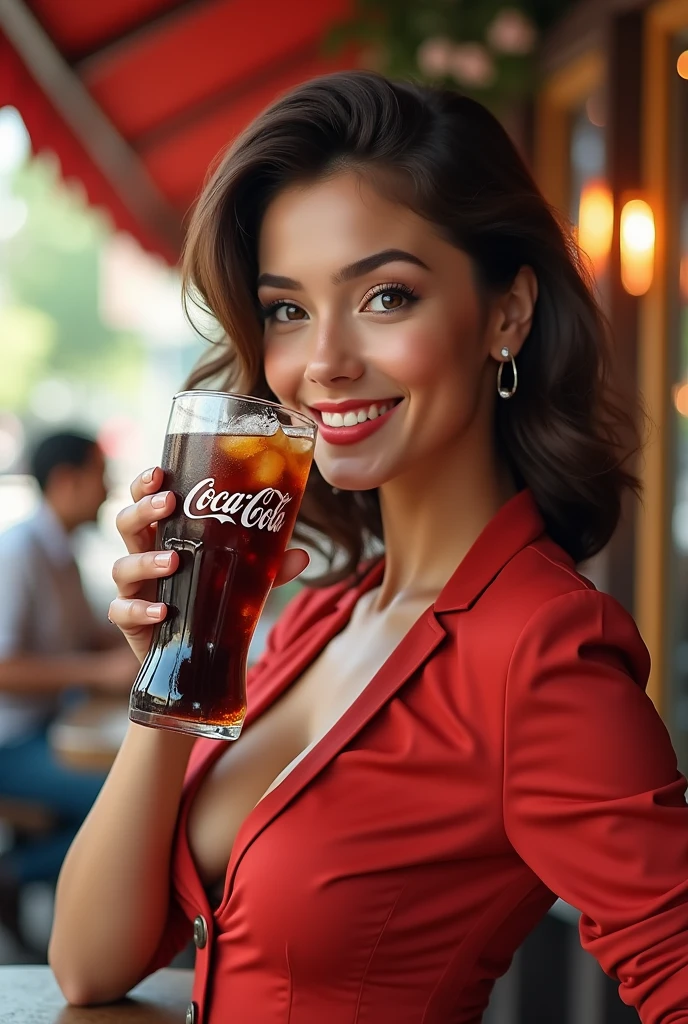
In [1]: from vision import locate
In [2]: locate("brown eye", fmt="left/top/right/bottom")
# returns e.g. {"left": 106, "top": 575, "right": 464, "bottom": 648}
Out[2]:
{"left": 274, "top": 303, "right": 307, "bottom": 322}
{"left": 365, "top": 289, "right": 412, "bottom": 313}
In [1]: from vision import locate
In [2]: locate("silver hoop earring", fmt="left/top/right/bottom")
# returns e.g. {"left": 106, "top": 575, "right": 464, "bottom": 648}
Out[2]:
{"left": 497, "top": 349, "right": 518, "bottom": 400}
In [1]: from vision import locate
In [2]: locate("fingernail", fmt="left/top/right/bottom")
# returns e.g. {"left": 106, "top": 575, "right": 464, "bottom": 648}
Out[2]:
{"left": 142, "top": 468, "right": 154, "bottom": 484}
{"left": 154, "top": 553, "right": 171, "bottom": 567}
{"left": 151, "top": 491, "right": 169, "bottom": 509}
{"left": 146, "top": 604, "right": 165, "bottom": 618}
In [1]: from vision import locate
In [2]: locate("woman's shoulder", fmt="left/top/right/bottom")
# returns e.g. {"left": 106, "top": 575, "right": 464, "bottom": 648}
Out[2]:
{"left": 495, "top": 535, "right": 650, "bottom": 685}
{"left": 488, "top": 531, "right": 599, "bottom": 624}
{"left": 463, "top": 530, "right": 648, "bottom": 684}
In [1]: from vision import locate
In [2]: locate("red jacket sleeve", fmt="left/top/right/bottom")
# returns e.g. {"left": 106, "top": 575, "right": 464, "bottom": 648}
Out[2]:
{"left": 504, "top": 588, "right": 688, "bottom": 1023}
{"left": 137, "top": 583, "right": 323, "bottom": 981}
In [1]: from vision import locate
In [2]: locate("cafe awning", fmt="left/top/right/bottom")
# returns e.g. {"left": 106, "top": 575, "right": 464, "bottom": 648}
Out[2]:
{"left": 0, "top": 0, "right": 355, "bottom": 263}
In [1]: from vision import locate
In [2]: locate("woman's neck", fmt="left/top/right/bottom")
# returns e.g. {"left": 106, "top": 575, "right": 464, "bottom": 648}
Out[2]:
{"left": 373, "top": 433, "right": 514, "bottom": 611}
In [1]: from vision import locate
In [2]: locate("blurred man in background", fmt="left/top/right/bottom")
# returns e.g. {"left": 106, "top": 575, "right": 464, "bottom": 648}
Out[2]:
{"left": 0, "top": 431, "right": 137, "bottom": 945}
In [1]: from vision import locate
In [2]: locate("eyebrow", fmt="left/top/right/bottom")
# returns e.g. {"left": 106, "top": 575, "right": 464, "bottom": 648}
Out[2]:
{"left": 256, "top": 248, "right": 430, "bottom": 292}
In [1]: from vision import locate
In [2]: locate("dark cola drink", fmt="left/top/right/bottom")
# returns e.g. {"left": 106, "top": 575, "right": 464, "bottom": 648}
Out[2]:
{"left": 129, "top": 393, "right": 315, "bottom": 740}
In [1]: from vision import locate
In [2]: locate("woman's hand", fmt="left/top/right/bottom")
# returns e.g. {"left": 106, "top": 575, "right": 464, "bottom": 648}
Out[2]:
{"left": 109, "top": 466, "right": 310, "bottom": 664}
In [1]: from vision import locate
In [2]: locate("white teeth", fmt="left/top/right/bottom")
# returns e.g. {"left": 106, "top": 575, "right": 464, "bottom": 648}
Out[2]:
{"left": 321, "top": 401, "right": 397, "bottom": 428}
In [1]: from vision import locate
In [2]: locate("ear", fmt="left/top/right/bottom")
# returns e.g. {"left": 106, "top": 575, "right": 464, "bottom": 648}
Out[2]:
{"left": 487, "top": 266, "right": 538, "bottom": 363}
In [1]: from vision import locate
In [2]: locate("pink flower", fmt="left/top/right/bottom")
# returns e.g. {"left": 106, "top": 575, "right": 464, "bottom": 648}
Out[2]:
{"left": 448, "top": 43, "right": 496, "bottom": 88}
{"left": 416, "top": 37, "right": 454, "bottom": 77}
{"left": 486, "top": 8, "right": 538, "bottom": 55}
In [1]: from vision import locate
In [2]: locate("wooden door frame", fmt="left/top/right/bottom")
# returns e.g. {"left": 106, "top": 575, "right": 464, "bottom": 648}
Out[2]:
{"left": 533, "top": 51, "right": 606, "bottom": 212}
{"left": 533, "top": 0, "right": 688, "bottom": 709}
{"left": 635, "top": 0, "right": 688, "bottom": 708}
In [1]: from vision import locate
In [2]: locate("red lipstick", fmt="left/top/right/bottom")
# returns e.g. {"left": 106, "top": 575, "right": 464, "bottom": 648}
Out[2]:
{"left": 309, "top": 400, "right": 402, "bottom": 447}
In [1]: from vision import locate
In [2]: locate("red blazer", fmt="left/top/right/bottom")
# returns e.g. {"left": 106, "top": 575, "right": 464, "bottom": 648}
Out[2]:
{"left": 141, "top": 490, "right": 688, "bottom": 1024}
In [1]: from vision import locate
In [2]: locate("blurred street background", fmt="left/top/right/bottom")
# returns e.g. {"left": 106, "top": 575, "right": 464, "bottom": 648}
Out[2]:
{"left": 0, "top": 0, "right": 687, "bottom": 1020}
{"left": 0, "top": 112, "right": 203, "bottom": 611}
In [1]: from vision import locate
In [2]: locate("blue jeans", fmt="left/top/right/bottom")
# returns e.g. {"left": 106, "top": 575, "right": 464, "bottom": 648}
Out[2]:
{"left": 0, "top": 731, "right": 106, "bottom": 883}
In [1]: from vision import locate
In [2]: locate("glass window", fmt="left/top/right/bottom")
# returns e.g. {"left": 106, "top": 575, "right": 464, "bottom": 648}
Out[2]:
{"left": 566, "top": 89, "right": 612, "bottom": 593}
{"left": 666, "top": 31, "right": 688, "bottom": 769}
{"left": 569, "top": 91, "right": 607, "bottom": 226}
{"left": 568, "top": 89, "right": 613, "bottom": 299}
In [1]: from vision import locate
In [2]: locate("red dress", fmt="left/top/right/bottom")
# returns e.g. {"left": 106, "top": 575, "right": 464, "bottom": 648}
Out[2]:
{"left": 141, "top": 490, "right": 688, "bottom": 1024}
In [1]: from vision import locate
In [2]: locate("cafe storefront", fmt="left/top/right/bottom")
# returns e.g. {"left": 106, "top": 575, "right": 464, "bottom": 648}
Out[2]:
{"left": 484, "top": 5, "right": 688, "bottom": 1022}
{"left": 1, "top": 2, "right": 687, "bottom": 1018}
{"left": 533, "top": 0, "right": 688, "bottom": 766}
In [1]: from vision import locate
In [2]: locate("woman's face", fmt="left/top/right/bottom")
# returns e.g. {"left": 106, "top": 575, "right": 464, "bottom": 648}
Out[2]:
{"left": 258, "top": 170, "right": 526, "bottom": 491}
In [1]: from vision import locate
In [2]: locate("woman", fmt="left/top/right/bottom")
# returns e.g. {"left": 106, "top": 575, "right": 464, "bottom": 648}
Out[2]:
{"left": 49, "top": 72, "right": 688, "bottom": 1023}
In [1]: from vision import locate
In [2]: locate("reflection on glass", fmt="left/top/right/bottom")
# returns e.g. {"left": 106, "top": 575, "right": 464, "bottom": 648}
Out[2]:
{"left": 569, "top": 92, "right": 608, "bottom": 285}
{"left": 569, "top": 94, "right": 606, "bottom": 218}
{"left": 567, "top": 89, "right": 608, "bottom": 593}
{"left": 667, "top": 31, "right": 688, "bottom": 770}
{"left": 578, "top": 181, "right": 614, "bottom": 277}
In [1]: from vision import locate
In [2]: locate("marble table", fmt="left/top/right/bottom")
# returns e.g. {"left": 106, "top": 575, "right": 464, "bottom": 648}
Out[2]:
{"left": 0, "top": 966, "right": 193, "bottom": 1023}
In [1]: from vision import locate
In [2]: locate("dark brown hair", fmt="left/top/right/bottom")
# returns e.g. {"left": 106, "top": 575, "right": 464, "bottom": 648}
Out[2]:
{"left": 182, "top": 70, "right": 640, "bottom": 582}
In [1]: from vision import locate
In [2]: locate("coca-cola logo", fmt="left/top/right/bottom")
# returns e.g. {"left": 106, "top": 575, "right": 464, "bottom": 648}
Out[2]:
{"left": 183, "top": 477, "right": 292, "bottom": 533}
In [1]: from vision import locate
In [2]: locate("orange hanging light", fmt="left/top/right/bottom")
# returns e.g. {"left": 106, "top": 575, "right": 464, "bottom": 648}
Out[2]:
{"left": 620, "top": 198, "right": 655, "bottom": 296}
{"left": 677, "top": 50, "right": 688, "bottom": 80}
{"left": 674, "top": 383, "right": 688, "bottom": 417}
{"left": 680, "top": 254, "right": 688, "bottom": 302}
{"left": 577, "top": 180, "right": 614, "bottom": 276}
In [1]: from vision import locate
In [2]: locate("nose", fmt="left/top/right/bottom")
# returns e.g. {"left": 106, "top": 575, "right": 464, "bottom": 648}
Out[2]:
{"left": 304, "top": 323, "right": 365, "bottom": 388}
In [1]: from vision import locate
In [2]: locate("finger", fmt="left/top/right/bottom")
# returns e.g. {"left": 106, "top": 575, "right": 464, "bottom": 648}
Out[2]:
{"left": 115, "top": 491, "right": 177, "bottom": 554}
{"left": 130, "top": 466, "right": 164, "bottom": 504}
{"left": 274, "top": 547, "right": 310, "bottom": 588}
{"left": 112, "top": 550, "right": 179, "bottom": 598}
{"left": 108, "top": 597, "right": 168, "bottom": 630}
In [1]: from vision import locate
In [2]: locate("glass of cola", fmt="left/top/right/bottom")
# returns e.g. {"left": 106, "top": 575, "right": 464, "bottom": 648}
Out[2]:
{"left": 129, "top": 390, "right": 317, "bottom": 740}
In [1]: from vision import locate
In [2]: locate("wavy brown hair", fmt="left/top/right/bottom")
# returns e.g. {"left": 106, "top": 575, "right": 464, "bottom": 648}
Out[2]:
{"left": 182, "top": 70, "right": 640, "bottom": 583}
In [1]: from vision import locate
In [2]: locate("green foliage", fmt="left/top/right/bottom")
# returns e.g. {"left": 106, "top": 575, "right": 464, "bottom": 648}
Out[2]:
{"left": 327, "top": 0, "right": 573, "bottom": 111}
{"left": 1, "top": 156, "right": 145, "bottom": 413}
{"left": 0, "top": 304, "right": 56, "bottom": 408}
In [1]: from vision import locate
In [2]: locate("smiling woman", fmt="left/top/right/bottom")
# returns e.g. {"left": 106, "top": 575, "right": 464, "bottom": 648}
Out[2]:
{"left": 49, "top": 72, "right": 688, "bottom": 1024}
{"left": 182, "top": 71, "right": 639, "bottom": 582}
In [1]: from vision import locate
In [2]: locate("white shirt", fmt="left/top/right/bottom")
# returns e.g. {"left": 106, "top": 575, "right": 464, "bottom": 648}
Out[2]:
{"left": 31, "top": 501, "right": 74, "bottom": 569}
{"left": 0, "top": 503, "right": 101, "bottom": 746}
